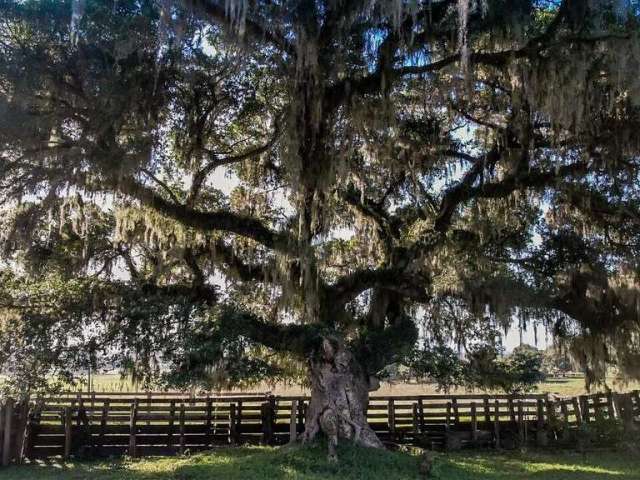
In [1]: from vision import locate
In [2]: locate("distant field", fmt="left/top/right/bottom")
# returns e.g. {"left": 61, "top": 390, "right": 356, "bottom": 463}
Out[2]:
{"left": 81, "top": 374, "right": 639, "bottom": 397}
{"left": 2, "top": 445, "right": 640, "bottom": 480}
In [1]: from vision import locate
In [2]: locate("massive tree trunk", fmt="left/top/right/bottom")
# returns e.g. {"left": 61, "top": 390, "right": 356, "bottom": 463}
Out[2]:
{"left": 301, "top": 337, "right": 384, "bottom": 461}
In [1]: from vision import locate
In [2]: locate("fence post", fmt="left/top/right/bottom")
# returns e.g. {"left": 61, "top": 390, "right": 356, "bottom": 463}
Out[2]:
{"left": 545, "top": 396, "right": 557, "bottom": 438}
{"left": 593, "top": 395, "right": 604, "bottom": 421}
{"left": 129, "top": 400, "right": 138, "bottom": 458}
{"left": 289, "top": 400, "right": 298, "bottom": 443}
{"left": 77, "top": 401, "right": 90, "bottom": 456}
{"left": 412, "top": 403, "right": 420, "bottom": 437}
{"left": 388, "top": 399, "right": 396, "bottom": 440}
{"left": 452, "top": 397, "right": 459, "bottom": 425}
{"left": 560, "top": 401, "right": 570, "bottom": 429}
{"left": 2, "top": 399, "right": 13, "bottom": 466}
{"left": 261, "top": 402, "right": 273, "bottom": 445}
{"left": 229, "top": 403, "right": 237, "bottom": 445}
{"left": 236, "top": 401, "right": 243, "bottom": 443}
{"left": 622, "top": 394, "right": 636, "bottom": 434}
{"left": 579, "top": 395, "right": 590, "bottom": 423}
{"left": 63, "top": 406, "right": 72, "bottom": 461}
{"left": 606, "top": 391, "right": 616, "bottom": 419}
{"left": 483, "top": 397, "right": 490, "bottom": 423}
{"left": 493, "top": 400, "right": 500, "bottom": 450}
{"left": 517, "top": 400, "right": 525, "bottom": 446}
{"left": 167, "top": 400, "right": 175, "bottom": 450}
{"left": 571, "top": 397, "right": 583, "bottom": 426}
{"left": 24, "top": 402, "right": 41, "bottom": 460}
{"left": 12, "top": 401, "right": 28, "bottom": 465}
{"left": 269, "top": 396, "right": 277, "bottom": 443}
{"left": 99, "top": 400, "right": 109, "bottom": 453}
{"left": 470, "top": 402, "right": 478, "bottom": 444}
{"left": 77, "top": 397, "right": 84, "bottom": 426}
{"left": 613, "top": 393, "right": 624, "bottom": 420}
{"left": 146, "top": 393, "right": 152, "bottom": 426}
{"left": 631, "top": 390, "right": 640, "bottom": 416}
{"left": 212, "top": 403, "right": 219, "bottom": 439}
{"left": 179, "top": 403, "right": 186, "bottom": 455}
{"left": 297, "top": 401, "right": 305, "bottom": 434}
{"left": 508, "top": 396, "right": 515, "bottom": 423}
{"left": 536, "top": 398, "right": 547, "bottom": 446}
{"left": 418, "top": 397, "right": 425, "bottom": 433}
{"left": 205, "top": 397, "right": 212, "bottom": 448}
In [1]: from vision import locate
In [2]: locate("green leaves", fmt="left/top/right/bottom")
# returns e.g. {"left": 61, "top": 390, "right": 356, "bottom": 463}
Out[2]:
{"left": 466, "top": 344, "right": 547, "bottom": 395}
{"left": 404, "top": 342, "right": 546, "bottom": 395}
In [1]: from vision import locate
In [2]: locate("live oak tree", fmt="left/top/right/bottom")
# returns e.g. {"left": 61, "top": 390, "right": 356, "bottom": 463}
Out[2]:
{"left": 2, "top": 0, "right": 640, "bottom": 459}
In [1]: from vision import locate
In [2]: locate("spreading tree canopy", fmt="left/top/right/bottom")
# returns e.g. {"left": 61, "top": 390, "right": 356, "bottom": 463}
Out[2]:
{"left": 2, "top": 0, "right": 640, "bottom": 454}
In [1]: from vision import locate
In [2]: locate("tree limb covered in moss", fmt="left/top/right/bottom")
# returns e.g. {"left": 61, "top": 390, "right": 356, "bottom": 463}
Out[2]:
{"left": 435, "top": 159, "right": 590, "bottom": 232}
{"left": 329, "top": 267, "right": 430, "bottom": 309}
{"left": 179, "top": 0, "right": 296, "bottom": 56}
{"left": 114, "top": 176, "right": 294, "bottom": 252}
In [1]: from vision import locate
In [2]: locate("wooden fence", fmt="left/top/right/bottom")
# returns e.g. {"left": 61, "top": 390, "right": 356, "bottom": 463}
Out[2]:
{"left": 1, "top": 390, "right": 639, "bottom": 465}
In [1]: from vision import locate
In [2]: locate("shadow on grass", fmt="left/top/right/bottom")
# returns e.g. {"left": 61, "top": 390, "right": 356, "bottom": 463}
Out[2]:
{"left": 3, "top": 443, "right": 420, "bottom": 480}
{"left": 4, "top": 446, "right": 640, "bottom": 480}
{"left": 171, "top": 443, "right": 420, "bottom": 480}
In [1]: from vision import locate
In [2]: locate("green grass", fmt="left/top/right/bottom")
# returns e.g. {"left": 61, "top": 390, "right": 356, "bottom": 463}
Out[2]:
{"left": 2, "top": 445, "right": 639, "bottom": 480}
{"left": 439, "top": 450, "right": 640, "bottom": 479}
{"left": 81, "top": 374, "right": 639, "bottom": 397}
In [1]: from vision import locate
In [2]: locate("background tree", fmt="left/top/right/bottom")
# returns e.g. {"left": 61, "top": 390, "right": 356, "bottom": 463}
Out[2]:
{"left": 2, "top": 0, "right": 640, "bottom": 459}
{"left": 542, "top": 345, "right": 577, "bottom": 377}
{"left": 466, "top": 344, "right": 547, "bottom": 395}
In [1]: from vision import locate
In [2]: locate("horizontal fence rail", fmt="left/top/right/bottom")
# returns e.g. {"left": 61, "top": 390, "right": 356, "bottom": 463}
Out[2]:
{"left": 1, "top": 390, "right": 639, "bottom": 465}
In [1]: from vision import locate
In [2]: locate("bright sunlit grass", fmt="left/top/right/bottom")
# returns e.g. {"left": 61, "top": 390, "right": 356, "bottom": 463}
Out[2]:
{"left": 2, "top": 445, "right": 640, "bottom": 480}
{"left": 79, "top": 374, "right": 639, "bottom": 397}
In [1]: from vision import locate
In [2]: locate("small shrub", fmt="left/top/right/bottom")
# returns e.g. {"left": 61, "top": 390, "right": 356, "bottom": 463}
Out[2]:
{"left": 575, "top": 417, "right": 624, "bottom": 448}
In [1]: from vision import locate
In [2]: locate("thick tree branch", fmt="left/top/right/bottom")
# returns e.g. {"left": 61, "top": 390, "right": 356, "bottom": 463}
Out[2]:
{"left": 139, "top": 282, "right": 219, "bottom": 305}
{"left": 210, "top": 239, "right": 270, "bottom": 283}
{"left": 180, "top": 0, "right": 296, "bottom": 56}
{"left": 114, "top": 176, "right": 293, "bottom": 252}
{"left": 141, "top": 168, "right": 181, "bottom": 204}
{"left": 434, "top": 148, "right": 498, "bottom": 232}
{"left": 187, "top": 119, "right": 281, "bottom": 206}
{"left": 326, "top": 3, "right": 628, "bottom": 112}
{"left": 341, "top": 184, "right": 399, "bottom": 246}
{"left": 184, "top": 247, "right": 206, "bottom": 286}
{"left": 329, "top": 267, "right": 430, "bottom": 308}
{"left": 435, "top": 158, "right": 589, "bottom": 233}
{"left": 217, "top": 307, "right": 321, "bottom": 356}
{"left": 559, "top": 184, "right": 640, "bottom": 228}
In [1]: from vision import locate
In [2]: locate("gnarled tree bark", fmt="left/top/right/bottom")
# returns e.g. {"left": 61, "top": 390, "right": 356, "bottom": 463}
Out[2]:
{"left": 301, "top": 337, "right": 384, "bottom": 462}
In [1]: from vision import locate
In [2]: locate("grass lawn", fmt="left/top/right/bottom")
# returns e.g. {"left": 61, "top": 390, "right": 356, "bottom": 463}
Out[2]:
{"left": 2, "top": 445, "right": 639, "bottom": 480}
{"left": 83, "top": 374, "right": 639, "bottom": 397}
